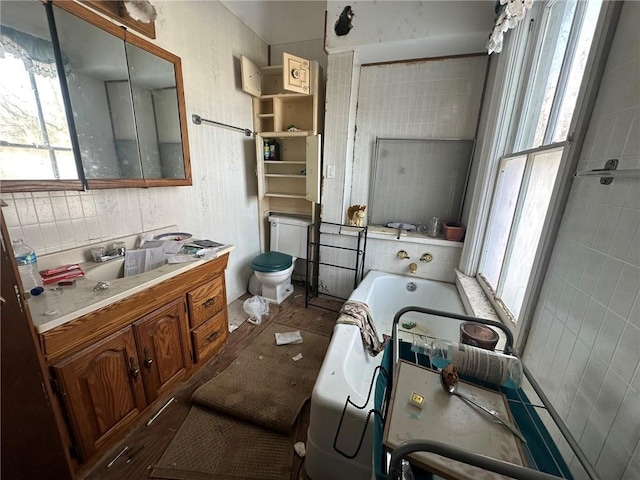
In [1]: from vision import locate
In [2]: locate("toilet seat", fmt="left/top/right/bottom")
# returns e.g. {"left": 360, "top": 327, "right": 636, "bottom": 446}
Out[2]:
{"left": 251, "top": 251, "right": 292, "bottom": 272}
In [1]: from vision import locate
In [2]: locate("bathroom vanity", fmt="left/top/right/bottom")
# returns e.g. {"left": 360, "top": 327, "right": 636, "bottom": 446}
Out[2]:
{"left": 28, "top": 247, "right": 233, "bottom": 467}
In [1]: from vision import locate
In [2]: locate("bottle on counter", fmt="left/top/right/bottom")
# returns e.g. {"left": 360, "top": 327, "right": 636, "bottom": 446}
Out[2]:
{"left": 411, "top": 337, "right": 522, "bottom": 388}
{"left": 12, "top": 239, "right": 42, "bottom": 296}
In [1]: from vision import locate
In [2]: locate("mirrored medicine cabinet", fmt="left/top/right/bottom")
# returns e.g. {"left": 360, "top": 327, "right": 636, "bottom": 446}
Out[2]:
{"left": 0, "top": 0, "right": 191, "bottom": 192}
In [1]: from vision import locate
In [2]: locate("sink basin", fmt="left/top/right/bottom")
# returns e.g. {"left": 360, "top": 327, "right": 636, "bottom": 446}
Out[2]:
{"left": 83, "top": 258, "right": 125, "bottom": 282}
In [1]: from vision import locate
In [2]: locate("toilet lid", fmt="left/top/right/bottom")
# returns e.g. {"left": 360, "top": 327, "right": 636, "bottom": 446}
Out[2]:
{"left": 251, "top": 252, "right": 292, "bottom": 272}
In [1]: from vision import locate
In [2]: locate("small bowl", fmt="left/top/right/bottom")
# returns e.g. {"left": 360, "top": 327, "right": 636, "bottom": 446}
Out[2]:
{"left": 154, "top": 232, "right": 193, "bottom": 241}
{"left": 460, "top": 322, "right": 499, "bottom": 351}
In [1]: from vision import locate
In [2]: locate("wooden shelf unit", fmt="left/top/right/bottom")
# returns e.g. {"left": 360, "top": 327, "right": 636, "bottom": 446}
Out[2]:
{"left": 242, "top": 52, "right": 323, "bottom": 253}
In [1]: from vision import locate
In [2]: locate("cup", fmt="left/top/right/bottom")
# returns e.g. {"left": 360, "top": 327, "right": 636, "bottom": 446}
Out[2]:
{"left": 426, "top": 217, "right": 441, "bottom": 237}
{"left": 91, "top": 247, "right": 105, "bottom": 262}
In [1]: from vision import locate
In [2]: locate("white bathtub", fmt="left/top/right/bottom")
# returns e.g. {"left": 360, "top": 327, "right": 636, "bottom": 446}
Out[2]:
{"left": 305, "top": 270, "right": 467, "bottom": 480}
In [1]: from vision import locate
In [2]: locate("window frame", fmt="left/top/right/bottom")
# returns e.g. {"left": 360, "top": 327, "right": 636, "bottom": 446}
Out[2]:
{"left": 460, "top": 0, "right": 622, "bottom": 353}
{"left": 477, "top": 141, "right": 567, "bottom": 327}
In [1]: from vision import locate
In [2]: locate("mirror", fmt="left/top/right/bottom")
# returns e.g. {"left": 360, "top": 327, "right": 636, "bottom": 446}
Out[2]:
{"left": 0, "top": 0, "right": 81, "bottom": 189}
{"left": 125, "top": 38, "right": 186, "bottom": 179}
{"left": 369, "top": 138, "right": 474, "bottom": 227}
{"left": 0, "top": 0, "right": 191, "bottom": 192}
{"left": 52, "top": 3, "right": 144, "bottom": 180}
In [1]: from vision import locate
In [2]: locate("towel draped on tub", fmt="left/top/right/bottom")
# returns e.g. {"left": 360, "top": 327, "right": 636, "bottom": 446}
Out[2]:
{"left": 337, "top": 300, "right": 389, "bottom": 356}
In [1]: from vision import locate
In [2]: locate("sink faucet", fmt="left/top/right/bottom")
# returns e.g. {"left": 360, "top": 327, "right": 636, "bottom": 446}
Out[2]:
{"left": 93, "top": 244, "right": 126, "bottom": 262}
{"left": 397, "top": 223, "right": 404, "bottom": 240}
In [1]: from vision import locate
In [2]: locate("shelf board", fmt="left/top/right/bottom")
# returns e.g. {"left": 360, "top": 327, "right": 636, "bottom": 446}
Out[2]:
{"left": 264, "top": 160, "right": 306, "bottom": 164}
{"left": 260, "top": 131, "right": 310, "bottom": 137}
{"left": 261, "top": 93, "right": 309, "bottom": 99}
{"left": 261, "top": 65, "right": 282, "bottom": 74}
{"left": 265, "top": 174, "right": 306, "bottom": 178}
{"left": 265, "top": 192, "right": 307, "bottom": 199}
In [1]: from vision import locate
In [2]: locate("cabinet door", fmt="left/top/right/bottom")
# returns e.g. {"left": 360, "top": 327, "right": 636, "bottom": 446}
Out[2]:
{"left": 241, "top": 55, "right": 262, "bottom": 97}
{"left": 255, "top": 134, "right": 266, "bottom": 198}
{"left": 283, "top": 52, "right": 310, "bottom": 94}
{"left": 52, "top": 327, "right": 146, "bottom": 462}
{"left": 306, "top": 134, "right": 321, "bottom": 204}
{"left": 133, "top": 298, "right": 190, "bottom": 403}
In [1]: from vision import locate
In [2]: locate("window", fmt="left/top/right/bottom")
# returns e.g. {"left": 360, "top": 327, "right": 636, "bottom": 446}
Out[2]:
{"left": 478, "top": 0, "right": 603, "bottom": 324}
{"left": 0, "top": 45, "right": 76, "bottom": 180}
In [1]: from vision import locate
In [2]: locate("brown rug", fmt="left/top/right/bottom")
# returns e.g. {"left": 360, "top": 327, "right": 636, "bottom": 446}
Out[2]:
{"left": 191, "top": 322, "right": 330, "bottom": 435}
{"left": 275, "top": 305, "right": 338, "bottom": 337}
{"left": 151, "top": 406, "right": 292, "bottom": 480}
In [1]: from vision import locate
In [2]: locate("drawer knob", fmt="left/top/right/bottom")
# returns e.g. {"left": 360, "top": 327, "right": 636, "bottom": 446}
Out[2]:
{"left": 203, "top": 297, "right": 216, "bottom": 308}
{"left": 206, "top": 331, "right": 219, "bottom": 343}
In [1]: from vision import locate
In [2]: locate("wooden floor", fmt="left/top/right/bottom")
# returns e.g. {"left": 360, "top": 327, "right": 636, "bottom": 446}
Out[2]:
{"left": 80, "top": 285, "right": 342, "bottom": 480}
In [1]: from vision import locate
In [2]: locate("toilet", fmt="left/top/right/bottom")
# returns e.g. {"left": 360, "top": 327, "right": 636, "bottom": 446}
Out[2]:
{"left": 251, "top": 215, "right": 311, "bottom": 304}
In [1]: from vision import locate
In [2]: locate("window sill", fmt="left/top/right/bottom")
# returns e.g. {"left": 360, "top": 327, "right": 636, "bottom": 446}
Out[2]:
{"left": 454, "top": 269, "right": 513, "bottom": 350}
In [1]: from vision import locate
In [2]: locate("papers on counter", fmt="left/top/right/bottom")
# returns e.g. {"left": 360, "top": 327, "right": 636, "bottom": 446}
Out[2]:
{"left": 124, "top": 239, "right": 185, "bottom": 277}
{"left": 125, "top": 236, "right": 228, "bottom": 274}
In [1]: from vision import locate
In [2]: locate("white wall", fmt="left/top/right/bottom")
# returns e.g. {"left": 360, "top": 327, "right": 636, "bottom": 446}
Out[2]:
{"left": 1, "top": 0, "right": 268, "bottom": 302}
{"left": 522, "top": 3, "right": 640, "bottom": 478}
{"left": 325, "top": 1, "right": 495, "bottom": 63}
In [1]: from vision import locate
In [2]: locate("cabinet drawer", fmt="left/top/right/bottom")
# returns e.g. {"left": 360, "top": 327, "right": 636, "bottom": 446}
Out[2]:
{"left": 187, "top": 276, "right": 225, "bottom": 328}
{"left": 192, "top": 310, "right": 228, "bottom": 363}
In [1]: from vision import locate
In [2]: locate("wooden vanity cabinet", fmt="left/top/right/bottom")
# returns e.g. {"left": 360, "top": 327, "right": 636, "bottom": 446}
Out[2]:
{"left": 52, "top": 326, "right": 146, "bottom": 462}
{"left": 42, "top": 254, "right": 230, "bottom": 471}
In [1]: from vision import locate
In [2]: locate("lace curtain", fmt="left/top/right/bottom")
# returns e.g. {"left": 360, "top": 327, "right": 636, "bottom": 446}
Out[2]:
{"left": 0, "top": 26, "right": 62, "bottom": 78}
{"left": 487, "top": 0, "right": 534, "bottom": 54}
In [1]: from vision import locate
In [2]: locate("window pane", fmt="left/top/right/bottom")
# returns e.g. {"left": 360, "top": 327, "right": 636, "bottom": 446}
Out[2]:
{"left": 54, "top": 149, "right": 79, "bottom": 179}
{"left": 515, "top": 0, "right": 577, "bottom": 150}
{"left": 480, "top": 155, "right": 527, "bottom": 288}
{"left": 34, "top": 73, "right": 72, "bottom": 148}
{"left": 501, "top": 147, "right": 563, "bottom": 318}
{"left": 0, "top": 56, "right": 45, "bottom": 145}
{"left": 552, "top": 0, "right": 603, "bottom": 143}
{"left": 0, "top": 146, "right": 56, "bottom": 180}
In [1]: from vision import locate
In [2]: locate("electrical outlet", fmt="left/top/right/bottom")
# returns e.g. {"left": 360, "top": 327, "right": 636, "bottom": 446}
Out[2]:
{"left": 327, "top": 165, "right": 335, "bottom": 179}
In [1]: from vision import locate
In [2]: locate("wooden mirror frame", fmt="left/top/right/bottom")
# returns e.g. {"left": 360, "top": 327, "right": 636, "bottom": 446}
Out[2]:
{"left": 1, "top": 0, "right": 191, "bottom": 193}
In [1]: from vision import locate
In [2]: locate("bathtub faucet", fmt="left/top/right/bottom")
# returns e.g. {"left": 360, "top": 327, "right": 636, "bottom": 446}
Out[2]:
{"left": 409, "top": 262, "right": 418, "bottom": 275}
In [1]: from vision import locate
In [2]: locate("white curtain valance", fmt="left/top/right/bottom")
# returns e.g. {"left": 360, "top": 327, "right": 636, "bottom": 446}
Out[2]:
{"left": 487, "top": 0, "right": 534, "bottom": 54}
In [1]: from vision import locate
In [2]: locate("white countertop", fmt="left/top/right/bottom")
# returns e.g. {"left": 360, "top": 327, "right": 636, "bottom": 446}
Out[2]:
{"left": 29, "top": 245, "right": 235, "bottom": 334}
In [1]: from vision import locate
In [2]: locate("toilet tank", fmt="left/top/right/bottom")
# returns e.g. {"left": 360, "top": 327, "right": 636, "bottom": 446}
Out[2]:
{"left": 269, "top": 215, "right": 311, "bottom": 260}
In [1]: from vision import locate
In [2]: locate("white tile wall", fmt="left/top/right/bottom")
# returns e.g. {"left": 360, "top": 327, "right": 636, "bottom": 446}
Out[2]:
{"left": 522, "top": 3, "right": 640, "bottom": 477}
{"left": 319, "top": 54, "right": 486, "bottom": 296}
{"left": 1, "top": 1, "right": 268, "bottom": 302}
{"left": 349, "top": 56, "right": 488, "bottom": 210}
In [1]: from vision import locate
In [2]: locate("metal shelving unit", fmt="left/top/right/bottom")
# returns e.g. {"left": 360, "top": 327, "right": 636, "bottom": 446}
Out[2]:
{"left": 305, "top": 221, "right": 367, "bottom": 311}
